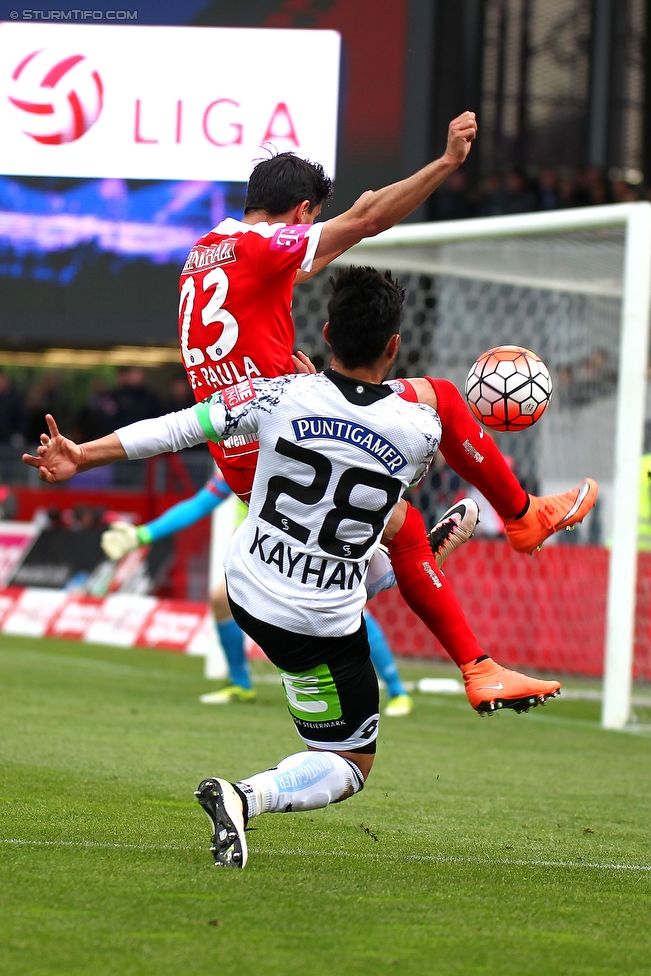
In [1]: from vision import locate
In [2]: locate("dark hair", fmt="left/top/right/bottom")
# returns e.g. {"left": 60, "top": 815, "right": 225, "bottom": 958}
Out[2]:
{"left": 326, "top": 267, "right": 405, "bottom": 369}
{"left": 244, "top": 152, "right": 333, "bottom": 216}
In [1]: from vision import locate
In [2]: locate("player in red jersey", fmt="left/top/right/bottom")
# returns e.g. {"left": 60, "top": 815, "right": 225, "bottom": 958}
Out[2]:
{"left": 177, "top": 112, "right": 596, "bottom": 713}
{"left": 179, "top": 114, "right": 478, "bottom": 498}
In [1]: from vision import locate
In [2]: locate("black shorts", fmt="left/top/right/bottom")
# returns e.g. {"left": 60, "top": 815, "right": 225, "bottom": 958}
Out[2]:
{"left": 228, "top": 597, "right": 380, "bottom": 754}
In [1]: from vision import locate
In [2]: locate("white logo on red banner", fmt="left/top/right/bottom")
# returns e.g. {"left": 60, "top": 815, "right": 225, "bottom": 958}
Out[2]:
{"left": 222, "top": 379, "right": 256, "bottom": 409}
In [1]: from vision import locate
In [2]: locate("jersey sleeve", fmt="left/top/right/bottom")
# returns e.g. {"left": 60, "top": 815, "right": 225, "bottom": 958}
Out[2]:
{"left": 385, "top": 378, "right": 419, "bottom": 402}
{"left": 244, "top": 222, "right": 324, "bottom": 279}
{"left": 193, "top": 375, "right": 294, "bottom": 442}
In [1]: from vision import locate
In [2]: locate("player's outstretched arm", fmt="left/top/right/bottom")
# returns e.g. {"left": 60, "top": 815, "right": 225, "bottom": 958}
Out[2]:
{"left": 22, "top": 414, "right": 127, "bottom": 483}
{"left": 302, "top": 111, "right": 477, "bottom": 277}
{"left": 23, "top": 388, "right": 267, "bottom": 484}
{"left": 22, "top": 403, "right": 208, "bottom": 484}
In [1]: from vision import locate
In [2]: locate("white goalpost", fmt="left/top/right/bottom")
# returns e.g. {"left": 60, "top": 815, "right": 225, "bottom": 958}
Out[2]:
{"left": 332, "top": 202, "right": 651, "bottom": 731}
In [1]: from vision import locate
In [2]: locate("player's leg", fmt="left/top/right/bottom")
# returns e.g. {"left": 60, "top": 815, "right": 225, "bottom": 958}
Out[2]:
{"left": 365, "top": 609, "right": 413, "bottom": 716}
{"left": 216, "top": 420, "right": 559, "bottom": 715}
{"left": 366, "top": 495, "right": 480, "bottom": 601}
{"left": 195, "top": 747, "right": 368, "bottom": 869}
{"left": 200, "top": 580, "right": 255, "bottom": 704}
{"left": 195, "top": 603, "right": 377, "bottom": 867}
{"left": 384, "top": 499, "right": 561, "bottom": 712}
{"left": 427, "top": 377, "right": 597, "bottom": 552}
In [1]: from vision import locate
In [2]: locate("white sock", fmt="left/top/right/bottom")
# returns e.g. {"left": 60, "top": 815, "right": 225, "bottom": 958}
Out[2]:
{"left": 366, "top": 546, "right": 396, "bottom": 600}
{"left": 236, "top": 751, "right": 364, "bottom": 819}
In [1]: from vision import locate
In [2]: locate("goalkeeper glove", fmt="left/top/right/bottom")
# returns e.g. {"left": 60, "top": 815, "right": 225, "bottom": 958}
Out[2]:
{"left": 101, "top": 521, "right": 152, "bottom": 561}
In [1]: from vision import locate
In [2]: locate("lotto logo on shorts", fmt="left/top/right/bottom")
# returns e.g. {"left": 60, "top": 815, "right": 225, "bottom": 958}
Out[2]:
{"left": 270, "top": 224, "right": 310, "bottom": 252}
{"left": 222, "top": 379, "right": 257, "bottom": 409}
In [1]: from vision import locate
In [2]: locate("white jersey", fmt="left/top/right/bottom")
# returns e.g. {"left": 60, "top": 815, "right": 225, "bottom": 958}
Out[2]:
{"left": 118, "top": 369, "right": 442, "bottom": 637}
{"left": 208, "top": 370, "right": 440, "bottom": 635}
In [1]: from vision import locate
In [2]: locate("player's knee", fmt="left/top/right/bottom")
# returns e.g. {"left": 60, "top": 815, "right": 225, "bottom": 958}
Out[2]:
{"left": 280, "top": 751, "right": 366, "bottom": 808}
{"left": 428, "top": 376, "right": 468, "bottom": 423}
{"left": 210, "top": 585, "right": 230, "bottom": 620}
{"left": 332, "top": 750, "right": 374, "bottom": 783}
{"left": 382, "top": 498, "right": 408, "bottom": 543}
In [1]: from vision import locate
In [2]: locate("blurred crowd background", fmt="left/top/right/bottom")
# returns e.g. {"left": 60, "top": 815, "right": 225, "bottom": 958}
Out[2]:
{"left": 0, "top": 366, "right": 195, "bottom": 451}
{"left": 430, "top": 165, "right": 645, "bottom": 221}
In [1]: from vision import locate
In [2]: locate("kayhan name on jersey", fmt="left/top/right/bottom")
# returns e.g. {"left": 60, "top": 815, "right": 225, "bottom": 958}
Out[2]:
{"left": 249, "top": 529, "right": 369, "bottom": 591}
{"left": 292, "top": 417, "right": 406, "bottom": 474}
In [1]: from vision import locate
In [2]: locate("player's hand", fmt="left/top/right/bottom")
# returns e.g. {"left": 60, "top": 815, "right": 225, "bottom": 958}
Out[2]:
{"left": 22, "top": 414, "right": 83, "bottom": 483}
{"left": 442, "top": 111, "right": 477, "bottom": 166}
{"left": 101, "top": 521, "right": 140, "bottom": 561}
{"left": 292, "top": 350, "right": 317, "bottom": 374}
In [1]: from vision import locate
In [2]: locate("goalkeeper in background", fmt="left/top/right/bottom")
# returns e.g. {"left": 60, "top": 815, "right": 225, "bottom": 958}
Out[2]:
{"left": 101, "top": 471, "right": 416, "bottom": 717}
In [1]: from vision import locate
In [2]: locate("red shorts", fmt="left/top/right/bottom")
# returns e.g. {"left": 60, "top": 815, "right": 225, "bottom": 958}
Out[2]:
{"left": 209, "top": 442, "right": 258, "bottom": 503}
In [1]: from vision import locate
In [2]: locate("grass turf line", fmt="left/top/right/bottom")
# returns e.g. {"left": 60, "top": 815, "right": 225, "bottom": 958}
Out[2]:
{"left": 1, "top": 634, "right": 650, "bottom": 976}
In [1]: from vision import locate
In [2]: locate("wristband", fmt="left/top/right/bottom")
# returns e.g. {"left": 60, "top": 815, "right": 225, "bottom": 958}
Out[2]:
{"left": 136, "top": 524, "right": 153, "bottom": 545}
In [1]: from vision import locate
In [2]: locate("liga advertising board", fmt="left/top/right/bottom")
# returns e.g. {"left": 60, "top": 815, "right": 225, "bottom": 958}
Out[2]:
{"left": 0, "top": 22, "right": 341, "bottom": 181}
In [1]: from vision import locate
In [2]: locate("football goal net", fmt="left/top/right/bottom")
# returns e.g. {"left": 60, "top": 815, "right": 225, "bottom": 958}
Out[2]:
{"left": 291, "top": 202, "right": 651, "bottom": 731}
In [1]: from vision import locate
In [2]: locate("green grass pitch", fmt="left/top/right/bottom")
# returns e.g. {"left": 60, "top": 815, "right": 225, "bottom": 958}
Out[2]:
{"left": 1, "top": 633, "right": 651, "bottom": 976}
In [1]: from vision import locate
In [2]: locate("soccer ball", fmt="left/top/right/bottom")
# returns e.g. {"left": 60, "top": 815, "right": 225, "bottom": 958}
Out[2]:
{"left": 465, "top": 345, "right": 552, "bottom": 431}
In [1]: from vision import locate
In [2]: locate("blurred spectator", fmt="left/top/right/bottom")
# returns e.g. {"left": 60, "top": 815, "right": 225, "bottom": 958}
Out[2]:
{"left": 557, "top": 173, "right": 577, "bottom": 208}
{"left": 612, "top": 180, "right": 640, "bottom": 203}
{"left": 0, "top": 370, "right": 26, "bottom": 448}
{"left": 72, "top": 505, "right": 104, "bottom": 530}
{"left": 539, "top": 168, "right": 560, "bottom": 210}
{"left": 475, "top": 173, "right": 507, "bottom": 217}
{"left": 431, "top": 170, "right": 471, "bottom": 221}
{"left": 25, "top": 372, "right": 74, "bottom": 445}
{"left": 165, "top": 375, "right": 195, "bottom": 413}
{"left": 556, "top": 347, "right": 618, "bottom": 408}
{"left": 568, "top": 167, "right": 592, "bottom": 207}
{"left": 431, "top": 165, "right": 642, "bottom": 221}
{"left": 111, "top": 367, "right": 160, "bottom": 427}
{"left": 503, "top": 169, "right": 538, "bottom": 214}
{"left": 585, "top": 166, "right": 608, "bottom": 206}
{"left": 74, "top": 378, "right": 118, "bottom": 442}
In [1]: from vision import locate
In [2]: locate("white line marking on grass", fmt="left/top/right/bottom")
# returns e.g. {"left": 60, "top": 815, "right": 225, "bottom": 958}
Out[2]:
{"left": 3, "top": 839, "right": 650, "bottom": 873}
{"left": 248, "top": 848, "right": 651, "bottom": 872}
{"left": 0, "top": 838, "right": 192, "bottom": 851}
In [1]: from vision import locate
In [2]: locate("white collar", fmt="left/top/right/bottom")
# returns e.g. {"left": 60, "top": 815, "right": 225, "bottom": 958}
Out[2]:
{"left": 213, "top": 217, "right": 287, "bottom": 238}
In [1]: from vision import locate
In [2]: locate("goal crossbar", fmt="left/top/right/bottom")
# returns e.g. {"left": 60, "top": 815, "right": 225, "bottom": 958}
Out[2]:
{"left": 337, "top": 202, "right": 651, "bottom": 730}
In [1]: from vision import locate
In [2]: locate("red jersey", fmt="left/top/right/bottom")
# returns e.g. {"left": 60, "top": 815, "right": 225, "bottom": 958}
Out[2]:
{"left": 178, "top": 217, "right": 323, "bottom": 495}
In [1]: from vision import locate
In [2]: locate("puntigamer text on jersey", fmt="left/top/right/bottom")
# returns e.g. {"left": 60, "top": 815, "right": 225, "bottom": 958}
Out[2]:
{"left": 291, "top": 417, "right": 407, "bottom": 474}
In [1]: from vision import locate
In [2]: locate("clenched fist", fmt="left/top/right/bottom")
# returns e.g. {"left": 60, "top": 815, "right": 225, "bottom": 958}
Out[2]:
{"left": 442, "top": 111, "right": 478, "bottom": 167}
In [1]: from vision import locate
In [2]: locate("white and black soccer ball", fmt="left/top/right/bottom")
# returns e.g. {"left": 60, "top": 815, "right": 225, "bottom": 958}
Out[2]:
{"left": 465, "top": 344, "right": 552, "bottom": 431}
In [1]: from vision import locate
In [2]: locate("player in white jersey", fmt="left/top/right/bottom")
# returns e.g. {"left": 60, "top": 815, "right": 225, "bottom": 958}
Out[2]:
{"left": 24, "top": 267, "right": 561, "bottom": 869}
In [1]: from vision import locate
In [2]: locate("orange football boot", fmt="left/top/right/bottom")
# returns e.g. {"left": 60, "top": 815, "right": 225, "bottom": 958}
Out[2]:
{"left": 504, "top": 478, "right": 598, "bottom": 554}
{"left": 461, "top": 657, "right": 561, "bottom": 715}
